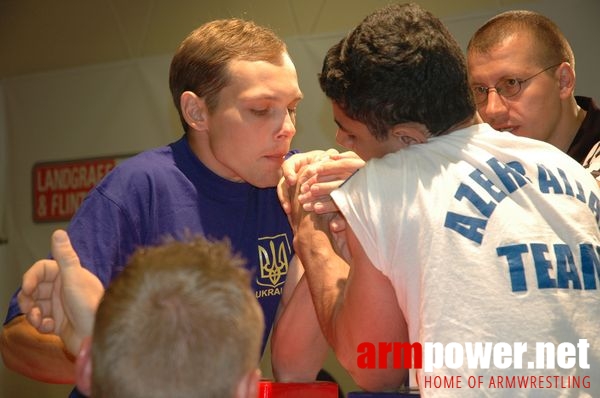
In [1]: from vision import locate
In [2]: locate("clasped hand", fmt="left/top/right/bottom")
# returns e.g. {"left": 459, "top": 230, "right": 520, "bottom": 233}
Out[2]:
{"left": 278, "top": 149, "right": 364, "bottom": 261}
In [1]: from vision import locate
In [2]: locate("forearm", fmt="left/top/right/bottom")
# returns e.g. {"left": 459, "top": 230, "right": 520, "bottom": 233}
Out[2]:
{"left": 0, "top": 315, "right": 75, "bottom": 383}
{"left": 330, "top": 273, "right": 408, "bottom": 391}
{"left": 271, "top": 275, "right": 329, "bottom": 382}
{"left": 293, "top": 214, "right": 351, "bottom": 357}
{"left": 295, "top": 216, "right": 408, "bottom": 391}
{"left": 288, "top": 167, "right": 405, "bottom": 389}
{"left": 333, "top": 230, "right": 409, "bottom": 391}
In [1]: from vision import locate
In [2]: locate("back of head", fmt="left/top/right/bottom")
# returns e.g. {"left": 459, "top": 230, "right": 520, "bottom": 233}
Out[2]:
{"left": 91, "top": 237, "right": 264, "bottom": 398}
{"left": 169, "top": 18, "right": 288, "bottom": 131}
{"left": 319, "top": 2, "right": 475, "bottom": 139}
{"left": 467, "top": 10, "right": 574, "bottom": 69}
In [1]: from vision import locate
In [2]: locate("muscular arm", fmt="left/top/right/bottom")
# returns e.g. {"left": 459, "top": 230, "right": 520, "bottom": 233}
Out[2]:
{"left": 293, "top": 196, "right": 409, "bottom": 391}
{"left": 271, "top": 256, "right": 329, "bottom": 381}
{"left": 0, "top": 315, "right": 76, "bottom": 383}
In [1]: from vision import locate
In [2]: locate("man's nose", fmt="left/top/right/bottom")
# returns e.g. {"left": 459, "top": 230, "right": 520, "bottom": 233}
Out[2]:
{"left": 276, "top": 111, "right": 296, "bottom": 140}
{"left": 480, "top": 89, "right": 509, "bottom": 122}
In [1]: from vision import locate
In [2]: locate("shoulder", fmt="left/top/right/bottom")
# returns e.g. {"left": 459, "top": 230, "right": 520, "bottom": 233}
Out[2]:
{"left": 98, "top": 144, "right": 177, "bottom": 188}
{"left": 115, "top": 144, "right": 174, "bottom": 174}
{"left": 82, "top": 142, "right": 193, "bottom": 212}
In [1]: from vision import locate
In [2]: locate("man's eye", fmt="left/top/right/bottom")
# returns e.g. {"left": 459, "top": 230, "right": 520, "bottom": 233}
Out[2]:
{"left": 343, "top": 131, "right": 356, "bottom": 140}
{"left": 473, "top": 86, "right": 487, "bottom": 94}
{"left": 288, "top": 108, "right": 298, "bottom": 118}
{"left": 504, "top": 78, "right": 519, "bottom": 87}
{"left": 251, "top": 109, "right": 269, "bottom": 116}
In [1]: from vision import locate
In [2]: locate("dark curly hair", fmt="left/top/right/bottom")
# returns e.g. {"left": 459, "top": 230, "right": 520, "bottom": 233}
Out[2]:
{"left": 319, "top": 3, "right": 475, "bottom": 140}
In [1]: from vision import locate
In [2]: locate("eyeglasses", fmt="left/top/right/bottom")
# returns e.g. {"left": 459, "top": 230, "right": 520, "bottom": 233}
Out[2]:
{"left": 471, "top": 63, "right": 563, "bottom": 105}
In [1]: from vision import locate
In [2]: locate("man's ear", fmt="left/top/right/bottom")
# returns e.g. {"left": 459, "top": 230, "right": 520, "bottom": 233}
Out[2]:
{"left": 557, "top": 62, "right": 576, "bottom": 99}
{"left": 181, "top": 91, "right": 209, "bottom": 132}
{"left": 75, "top": 336, "right": 93, "bottom": 396}
{"left": 391, "top": 123, "right": 428, "bottom": 146}
{"left": 234, "top": 368, "right": 261, "bottom": 398}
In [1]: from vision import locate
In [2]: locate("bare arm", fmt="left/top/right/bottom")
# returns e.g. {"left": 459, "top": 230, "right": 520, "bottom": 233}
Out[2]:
{"left": 0, "top": 315, "right": 76, "bottom": 383}
{"left": 271, "top": 151, "right": 364, "bottom": 381}
{"left": 272, "top": 165, "right": 349, "bottom": 382}
{"left": 335, "top": 228, "right": 409, "bottom": 390}
{"left": 292, "top": 193, "right": 409, "bottom": 391}
{"left": 271, "top": 256, "right": 329, "bottom": 381}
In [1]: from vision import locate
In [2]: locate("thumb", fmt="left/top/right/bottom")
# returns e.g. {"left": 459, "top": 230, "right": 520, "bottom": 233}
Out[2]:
{"left": 51, "top": 229, "right": 82, "bottom": 271}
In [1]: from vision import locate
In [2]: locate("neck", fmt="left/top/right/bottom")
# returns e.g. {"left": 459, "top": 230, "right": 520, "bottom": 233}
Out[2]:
{"left": 445, "top": 113, "right": 482, "bottom": 134}
{"left": 554, "top": 100, "right": 587, "bottom": 152}
{"left": 187, "top": 131, "right": 244, "bottom": 183}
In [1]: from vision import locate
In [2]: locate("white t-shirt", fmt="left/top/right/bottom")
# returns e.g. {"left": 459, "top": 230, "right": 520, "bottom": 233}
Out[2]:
{"left": 332, "top": 123, "right": 600, "bottom": 397}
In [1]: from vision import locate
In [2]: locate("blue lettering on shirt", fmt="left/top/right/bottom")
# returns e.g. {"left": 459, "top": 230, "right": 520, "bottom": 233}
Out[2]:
{"left": 445, "top": 157, "right": 598, "bottom": 243}
{"left": 444, "top": 212, "right": 487, "bottom": 244}
{"left": 580, "top": 244, "right": 600, "bottom": 289}
{"left": 443, "top": 156, "right": 600, "bottom": 292}
{"left": 496, "top": 244, "right": 528, "bottom": 292}
{"left": 487, "top": 158, "right": 528, "bottom": 193}
{"left": 497, "top": 243, "right": 597, "bottom": 292}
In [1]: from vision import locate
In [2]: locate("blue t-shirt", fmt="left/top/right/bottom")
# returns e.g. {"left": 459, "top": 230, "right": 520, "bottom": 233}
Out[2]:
{"left": 5, "top": 136, "right": 294, "bottom": 397}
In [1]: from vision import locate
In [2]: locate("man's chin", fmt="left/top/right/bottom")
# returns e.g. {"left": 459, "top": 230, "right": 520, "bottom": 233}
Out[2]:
{"left": 247, "top": 174, "right": 280, "bottom": 189}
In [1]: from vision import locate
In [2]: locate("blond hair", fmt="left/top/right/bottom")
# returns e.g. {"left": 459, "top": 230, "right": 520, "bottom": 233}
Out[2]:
{"left": 467, "top": 10, "right": 574, "bottom": 69}
{"left": 91, "top": 237, "right": 264, "bottom": 398}
{"left": 169, "top": 19, "right": 287, "bottom": 132}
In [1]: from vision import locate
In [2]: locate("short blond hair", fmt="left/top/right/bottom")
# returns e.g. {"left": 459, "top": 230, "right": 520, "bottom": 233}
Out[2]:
{"left": 169, "top": 18, "right": 287, "bottom": 132}
{"left": 91, "top": 236, "right": 264, "bottom": 398}
{"left": 467, "top": 10, "right": 574, "bottom": 69}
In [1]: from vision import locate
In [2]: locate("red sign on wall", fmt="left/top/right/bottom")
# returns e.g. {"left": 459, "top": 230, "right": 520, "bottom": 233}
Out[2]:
{"left": 32, "top": 156, "right": 128, "bottom": 223}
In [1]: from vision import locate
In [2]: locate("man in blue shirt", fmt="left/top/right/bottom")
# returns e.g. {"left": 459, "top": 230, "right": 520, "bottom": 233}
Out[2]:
{"left": 1, "top": 18, "right": 328, "bottom": 397}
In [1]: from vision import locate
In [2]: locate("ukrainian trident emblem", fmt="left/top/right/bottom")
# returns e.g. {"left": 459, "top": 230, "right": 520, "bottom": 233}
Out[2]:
{"left": 257, "top": 234, "right": 290, "bottom": 288}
